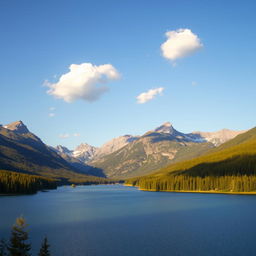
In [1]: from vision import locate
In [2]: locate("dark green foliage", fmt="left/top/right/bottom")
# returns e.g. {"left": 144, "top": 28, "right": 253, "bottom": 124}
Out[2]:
{"left": 7, "top": 217, "right": 31, "bottom": 256}
{"left": 0, "top": 169, "right": 120, "bottom": 194}
{"left": 0, "top": 239, "right": 7, "bottom": 256}
{"left": 38, "top": 237, "right": 50, "bottom": 256}
{"left": 131, "top": 175, "right": 256, "bottom": 193}
{"left": 1, "top": 217, "right": 53, "bottom": 256}
{"left": 0, "top": 170, "right": 57, "bottom": 194}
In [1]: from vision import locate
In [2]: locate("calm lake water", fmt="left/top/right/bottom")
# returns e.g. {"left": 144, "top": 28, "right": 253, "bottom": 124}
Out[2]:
{"left": 1, "top": 185, "right": 256, "bottom": 256}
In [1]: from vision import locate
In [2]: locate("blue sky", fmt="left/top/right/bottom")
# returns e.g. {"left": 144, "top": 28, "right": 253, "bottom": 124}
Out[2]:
{"left": 0, "top": 0, "right": 256, "bottom": 148}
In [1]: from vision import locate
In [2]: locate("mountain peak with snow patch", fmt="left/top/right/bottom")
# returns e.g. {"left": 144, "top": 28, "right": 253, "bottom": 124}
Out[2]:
{"left": 4, "top": 120, "right": 30, "bottom": 134}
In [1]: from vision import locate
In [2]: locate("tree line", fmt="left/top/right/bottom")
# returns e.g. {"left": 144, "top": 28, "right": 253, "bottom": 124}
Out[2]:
{"left": 127, "top": 174, "right": 256, "bottom": 192}
{"left": 0, "top": 216, "right": 50, "bottom": 256}
{"left": 0, "top": 170, "right": 57, "bottom": 194}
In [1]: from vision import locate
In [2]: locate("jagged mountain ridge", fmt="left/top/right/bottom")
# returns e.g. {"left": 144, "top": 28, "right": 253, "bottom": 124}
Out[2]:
{"left": 192, "top": 129, "right": 246, "bottom": 146}
{"left": 89, "top": 124, "right": 214, "bottom": 178}
{"left": 0, "top": 121, "right": 106, "bottom": 179}
{"left": 53, "top": 122, "right": 246, "bottom": 179}
{"left": 73, "top": 143, "right": 98, "bottom": 162}
{"left": 125, "top": 126, "right": 256, "bottom": 192}
{"left": 87, "top": 123, "right": 245, "bottom": 178}
{"left": 56, "top": 122, "right": 245, "bottom": 165}
{"left": 54, "top": 135, "right": 139, "bottom": 163}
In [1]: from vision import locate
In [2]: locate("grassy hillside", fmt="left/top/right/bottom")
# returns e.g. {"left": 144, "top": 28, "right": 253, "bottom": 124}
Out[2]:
{"left": 126, "top": 127, "right": 256, "bottom": 193}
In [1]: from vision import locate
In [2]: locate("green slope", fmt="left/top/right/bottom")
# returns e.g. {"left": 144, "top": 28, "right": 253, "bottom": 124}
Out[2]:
{"left": 126, "top": 127, "right": 256, "bottom": 193}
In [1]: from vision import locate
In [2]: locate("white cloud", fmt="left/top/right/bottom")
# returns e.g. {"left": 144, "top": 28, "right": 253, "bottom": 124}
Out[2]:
{"left": 59, "top": 133, "right": 70, "bottom": 139}
{"left": 73, "top": 133, "right": 80, "bottom": 137}
{"left": 136, "top": 87, "right": 164, "bottom": 104}
{"left": 47, "top": 63, "right": 120, "bottom": 103}
{"left": 161, "top": 29, "right": 203, "bottom": 61}
{"left": 48, "top": 113, "right": 55, "bottom": 117}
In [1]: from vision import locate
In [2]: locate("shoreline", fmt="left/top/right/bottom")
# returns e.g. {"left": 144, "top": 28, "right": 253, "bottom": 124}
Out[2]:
{"left": 137, "top": 188, "right": 256, "bottom": 195}
{"left": 124, "top": 184, "right": 256, "bottom": 195}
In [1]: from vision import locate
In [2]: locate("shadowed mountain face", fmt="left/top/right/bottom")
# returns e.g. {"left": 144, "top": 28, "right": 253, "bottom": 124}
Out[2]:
{"left": 2, "top": 120, "right": 245, "bottom": 181}
{"left": 89, "top": 123, "right": 216, "bottom": 178}
{"left": 0, "top": 121, "right": 105, "bottom": 180}
{"left": 125, "top": 127, "right": 256, "bottom": 192}
{"left": 53, "top": 122, "right": 245, "bottom": 179}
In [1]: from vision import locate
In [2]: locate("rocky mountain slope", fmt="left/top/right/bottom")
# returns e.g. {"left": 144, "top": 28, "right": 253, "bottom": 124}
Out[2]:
{"left": 89, "top": 123, "right": 216, "bottom": 178}
{"left": 125, "top": 126, "right": 256, "bottom": 192}
{"left": 53, "top": 122, "right": 246, "bottom": 179}
{"left": 192, "top": 129, "right": 245, "bottom": 146}
{"left": 54, "top": 135, "right": 139, "bottom": 163}
{"left": 93, "top": 135, "right": 139, "bottom": 159}
{"left": 0, "top": 121, "right": 105, "bottom": 181}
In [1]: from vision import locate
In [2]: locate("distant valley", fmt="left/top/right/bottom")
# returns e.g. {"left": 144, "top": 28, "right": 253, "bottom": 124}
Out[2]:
{"left": 0, "top": 120, "right": 252, "bottom": 194}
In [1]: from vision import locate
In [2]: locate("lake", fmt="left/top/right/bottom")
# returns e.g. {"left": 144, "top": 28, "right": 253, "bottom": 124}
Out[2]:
{"left": 1, "top": 185, "right": 256, "bottom": 256}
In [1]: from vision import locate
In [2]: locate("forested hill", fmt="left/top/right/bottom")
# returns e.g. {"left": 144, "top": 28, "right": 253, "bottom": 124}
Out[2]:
{"left": 0, "top": 170, "right": 57, "bottom": 194}
{"left": 125, "top": 126, "right": 256, "bottom": 193}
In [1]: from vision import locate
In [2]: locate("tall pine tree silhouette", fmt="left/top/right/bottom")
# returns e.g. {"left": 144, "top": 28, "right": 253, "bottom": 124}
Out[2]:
{"left": 7, "top": 216, "right": 31, "bottom": 256}
{"left": 0, "top": 239, "right": 7, "bottom": 256}
{"left": 38, "top": 237, "right": 50, "bottom": 256}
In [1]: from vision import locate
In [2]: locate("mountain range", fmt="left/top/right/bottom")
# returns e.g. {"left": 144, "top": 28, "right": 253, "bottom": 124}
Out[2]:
{"left": 0, "top": 120, "right": 253, "bottom": 193}
{"left": 53, "top": 122, "right": 245, "bottom": 178}
{"left": 125, "top": 126, "right": 256, "bottom": 193}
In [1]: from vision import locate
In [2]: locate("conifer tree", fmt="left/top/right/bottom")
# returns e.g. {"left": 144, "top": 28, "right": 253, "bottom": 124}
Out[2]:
{"left": 8, "top": 216, "right": 31, "bottom": 256}
{"left": 38, "top": 237, "right": 50, "bottom": 256}
{"left": 0, "top": 239, "right": 7, "bottom": 256}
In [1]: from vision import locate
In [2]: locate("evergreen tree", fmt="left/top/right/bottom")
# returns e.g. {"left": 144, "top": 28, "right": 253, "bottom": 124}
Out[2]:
{"left": 38, "top": 237, "right": 50, "bottom": 256}
{"left": 8, "top": 216, "right": 31, "bottom": 256}
{"left": 0, "top": 239, "right": 7, "bottom": 256}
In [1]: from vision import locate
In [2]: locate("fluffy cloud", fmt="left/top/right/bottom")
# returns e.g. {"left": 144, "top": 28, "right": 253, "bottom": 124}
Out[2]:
{"left": 136, "top": 87, "right": 164, "bottom": 104}
{"left": 48, "top": 113, "right": 55, "bottom": 117}
{"left": 161, "top": 29, "right": 203, "bottom": 61}
{"left": 47, "top": 63, "right": 120, "bottom": 103}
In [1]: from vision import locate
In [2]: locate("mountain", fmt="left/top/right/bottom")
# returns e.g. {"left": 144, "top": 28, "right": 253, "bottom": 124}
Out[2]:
{"left": 154, "top": 122, "right": 177, "bottom": 134}
{"left": 73, "top": 143, "right": 97, "bottom": 162}
{"left": 3, "top": 120, "right": 30, "bottom": 134}
{"left": 53, "top": 122, "right": 245, "bottom": 179}
{"left": 93, "top": 135, "right": 139, "bottom": 159}
{"left": 90, "top": 123, "right": 216, "bottom": 178}
{"left": 125, "top": 126, "right": 256, "bottom": 193}
{"left": 0, "top": 121, "right": 106, "bottom": 182}
{"left": 55, "top": 145, "right": 73, "bottom": 156}
{"left": 192, "top": 129, "right": 245, "bottom": 146}
{"left": 51, "top": 145, "right": 105, "bottom": 177}
{"left": 54, "top": 135, "right": 139, "bottom": 163}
